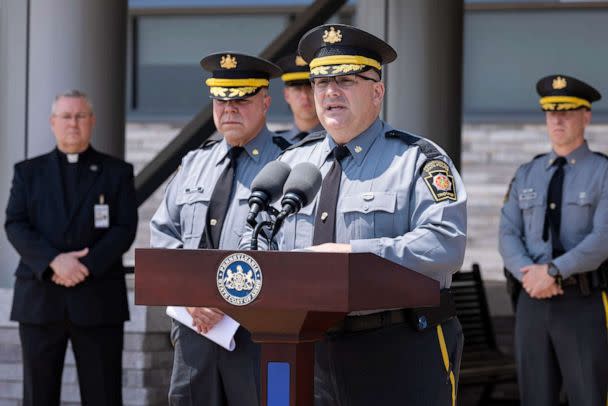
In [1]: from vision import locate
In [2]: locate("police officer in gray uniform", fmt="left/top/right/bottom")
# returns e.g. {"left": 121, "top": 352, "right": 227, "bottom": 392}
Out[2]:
{"left": 275, "top": 53, "right": 323, "bottom": 143}
{"left": 499, "top": 74, "right": 608, "bottom": 406}
{"left": 244, "top": 25, "right": 467, "bottom": 406}
{"left": 150, "top": 53, "right": 287, "bottom": 406}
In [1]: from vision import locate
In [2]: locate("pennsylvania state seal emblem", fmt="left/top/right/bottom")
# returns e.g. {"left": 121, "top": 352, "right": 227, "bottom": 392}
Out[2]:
{"left": 216, "top": 253, "right": 262, "bottom": 306}
{"left": 422, "top": 159, "right": 457, "bottom": 202}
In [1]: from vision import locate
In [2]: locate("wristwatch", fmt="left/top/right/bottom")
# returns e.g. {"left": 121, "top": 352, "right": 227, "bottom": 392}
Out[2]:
{"left": 548, "top": 262, "right": 562, "bottom": 287}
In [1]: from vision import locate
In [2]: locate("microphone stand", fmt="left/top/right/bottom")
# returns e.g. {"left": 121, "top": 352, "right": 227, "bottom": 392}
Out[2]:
{"left": 250, "top": 221, "right": 273, "bottom": 251}
{"left": 249, "top": 207, "right": 279, "bottom": 251}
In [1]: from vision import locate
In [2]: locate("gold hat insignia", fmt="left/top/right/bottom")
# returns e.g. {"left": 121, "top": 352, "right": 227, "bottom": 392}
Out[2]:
{"left": 323, "top": 27, "right": 342, "bottom": 44}
{"left": 552, "top": 76, "right": 567, "bottom": 90}
{"left": 220, "top": 54, "right": 237, "bottom": 69}
{"left": 295, "top": 55, "right": 307, "bottom": 66}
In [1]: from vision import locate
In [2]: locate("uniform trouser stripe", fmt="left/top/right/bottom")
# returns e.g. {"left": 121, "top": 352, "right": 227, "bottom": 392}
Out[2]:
{"left": 602, "top": 291, "right": 608, "bottom": 406}
{"left": 602, "top": 291, "right": 608, "bottom": 330}
{"left": 437, "top": 325, "right": 456, "bottom": 406}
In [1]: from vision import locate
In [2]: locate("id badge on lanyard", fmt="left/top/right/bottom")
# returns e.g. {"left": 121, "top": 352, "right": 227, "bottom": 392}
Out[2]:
{"left": 94, "top": 194, "right": 110, "bottom": 228}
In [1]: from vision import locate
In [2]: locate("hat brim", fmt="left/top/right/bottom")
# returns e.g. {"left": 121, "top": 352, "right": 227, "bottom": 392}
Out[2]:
{"left": 309, "top": 64, "right": 373, "bottom": 79}
{"left": 208, "top": 86, "right": 264, "bottom": 101}
{"left": 540, "top": 95, "right": 591, "bottom": 111}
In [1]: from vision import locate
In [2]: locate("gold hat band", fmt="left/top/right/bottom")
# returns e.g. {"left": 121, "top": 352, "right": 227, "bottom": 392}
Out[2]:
{"left": 209, "top": 86, "right": 260, "bottom": 98}
{"left": 205, "top": 78, "right": 269, "bottom": 87}
{"left": 309, "top": 55, "right": 381, "bottom": 71}
{"left": 281, "top": 72, "right": 310, "bottom": 82}
{"left": 539, "top": 95, "right": 591, "bottom": 109}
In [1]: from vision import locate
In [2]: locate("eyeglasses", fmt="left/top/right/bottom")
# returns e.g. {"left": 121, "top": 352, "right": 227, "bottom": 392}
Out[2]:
{"left": 310, "top": 74, "right": 379, "bottom": 91}
{"left": 54, "top": 113, "right": 92, "bottom": 121}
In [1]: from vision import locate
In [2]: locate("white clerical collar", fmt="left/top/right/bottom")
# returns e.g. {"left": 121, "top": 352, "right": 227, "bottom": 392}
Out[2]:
{"left": 66, "top": 153, "right": 79, "bottom": 163}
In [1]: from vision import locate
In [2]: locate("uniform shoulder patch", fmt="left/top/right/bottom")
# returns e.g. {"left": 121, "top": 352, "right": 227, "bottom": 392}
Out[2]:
{"left": 284, "top": 131, "right": 325, "bottom": 151}
{"left": 272, "top": 135, "right": 291, "bottom": 151}
{"left": 385, "top": 130, "right": 442, "bottom": 159}
{"left": 200, "top": 133, "right": 223, "bottom": 149}
{"left": 421, "top": 159, "right": 457, "bottom": 202}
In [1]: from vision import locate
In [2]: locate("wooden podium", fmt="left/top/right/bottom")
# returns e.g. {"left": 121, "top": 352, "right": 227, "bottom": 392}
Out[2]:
{"left": 135, "top": 249, "right": 439, "bottom": 406}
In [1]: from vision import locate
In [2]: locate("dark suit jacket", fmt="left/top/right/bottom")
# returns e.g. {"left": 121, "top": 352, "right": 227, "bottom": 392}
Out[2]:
{"left": 5, "top": 147, "right": 137, "bottom": 325}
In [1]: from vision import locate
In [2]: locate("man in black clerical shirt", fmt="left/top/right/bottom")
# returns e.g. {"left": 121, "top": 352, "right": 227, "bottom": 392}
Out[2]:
{"left": 5, "top": 89, "right": 137, "bottom": 406}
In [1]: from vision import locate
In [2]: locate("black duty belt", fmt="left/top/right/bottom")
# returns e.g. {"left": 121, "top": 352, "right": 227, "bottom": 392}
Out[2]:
{"left": 328, "top": 290, "right": 456, "bottom": 334}
{"left": 559, "top": 273, "right": 592, "bottom": 295}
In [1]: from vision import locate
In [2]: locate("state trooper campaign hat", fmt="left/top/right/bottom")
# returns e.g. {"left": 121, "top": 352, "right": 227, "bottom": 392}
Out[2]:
{"left": 200, "top": 52, "right": 281, "bottom": 100}
{"left": 536, "top": 74, "right": 601, "bottom": 111}
{"left": 275, "top": 53, "right": 311, "bottom": 86}
{"left": 298, "top": 24, "right": 397, "bottom": 79}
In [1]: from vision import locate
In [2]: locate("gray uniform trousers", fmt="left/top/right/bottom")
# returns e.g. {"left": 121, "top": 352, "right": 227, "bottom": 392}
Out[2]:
{"left": 515, "top": 287, "right": 608, "bottom": 406}
{"left": 169, "top": 320, "right": 260, "bottom": 406}
{"left": 314, "top": 318, "right": 463, "bottom": 406}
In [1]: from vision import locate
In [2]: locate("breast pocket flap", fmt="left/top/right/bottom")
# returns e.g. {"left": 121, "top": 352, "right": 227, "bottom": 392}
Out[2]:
{"left": 518, "top": 196, "right": 543, "bottom": 210}
{"left": 235, "top": 187, "right": 250, "bottom": 203}
{"left": 340, "top": 192, "right": 396, "bottom": 214}
{"left": 565, "top": 193, "right": 594, "bottom": 206}
{"left": 175, "top": 186, "right": 211, "bottom": 205}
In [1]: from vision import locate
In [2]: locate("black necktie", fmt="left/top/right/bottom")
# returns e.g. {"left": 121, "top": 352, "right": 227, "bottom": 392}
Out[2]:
{"left": 203, "top": 147, "right": 244, "bottom": 249}
{"left": 542, "top": 156, "right": 567, "bottom": 257}
{"left": 312, "top": 145, "right": 351, "bottom": 245}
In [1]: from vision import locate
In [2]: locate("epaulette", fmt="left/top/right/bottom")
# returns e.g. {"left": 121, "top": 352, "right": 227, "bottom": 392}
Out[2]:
{"left": 200, "top": 133, "right": 223, "bottom": 149}
{"left": 274, "top": 129, "right": 289, "bottom": 134}
{"left": 284, "top": 131, "right": 326, "bottom": 151}
{"left": 272, "top": 136, "right": 292, "bottom": 151}
{"left": 532, "top": 153, "right": 548, "bottom": 160}
{"left": 385, "top": 129, "right": 442, "bottom": 159}
{"left": 593, "top": 151, "right": 608, "bottom": 160}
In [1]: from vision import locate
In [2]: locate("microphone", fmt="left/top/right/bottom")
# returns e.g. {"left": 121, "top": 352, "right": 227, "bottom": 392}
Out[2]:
{"left": 247, "top": 161, "right": 291, "bottom": 226}
{"left": 272, "top": 162, "right": 322, "bottom": 236}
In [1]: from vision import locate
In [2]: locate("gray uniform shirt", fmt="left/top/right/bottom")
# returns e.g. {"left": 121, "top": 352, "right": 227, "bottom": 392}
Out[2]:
{"left": 246, "top": 119, "right": 467, "bottom": 289}
{"left": 499, "top": 141, "right": 608, "bottom": 281}
{"left": 150, "top": 126, "right": 284, "bottom": 250}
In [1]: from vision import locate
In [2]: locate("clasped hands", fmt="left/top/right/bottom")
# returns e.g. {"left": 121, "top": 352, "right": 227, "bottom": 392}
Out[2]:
{"left": 49, "top": 247, "right": 90, "bottom": 287}
{"left": 520, "top": 263, "right": 564, "bottom": 299}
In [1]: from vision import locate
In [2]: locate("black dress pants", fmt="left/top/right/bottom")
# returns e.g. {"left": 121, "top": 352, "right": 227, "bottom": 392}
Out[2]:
{"left": 515, "top": 288, "right": 608, "bottom": 406}
{"left": 168, "top": 320, "right": 261, "bottom": 406}
{"left": 19, "top": 321, "right": 124, "bottom": 406}
{"left": 314, "top": 317, "right": 463, "bottom": 406}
